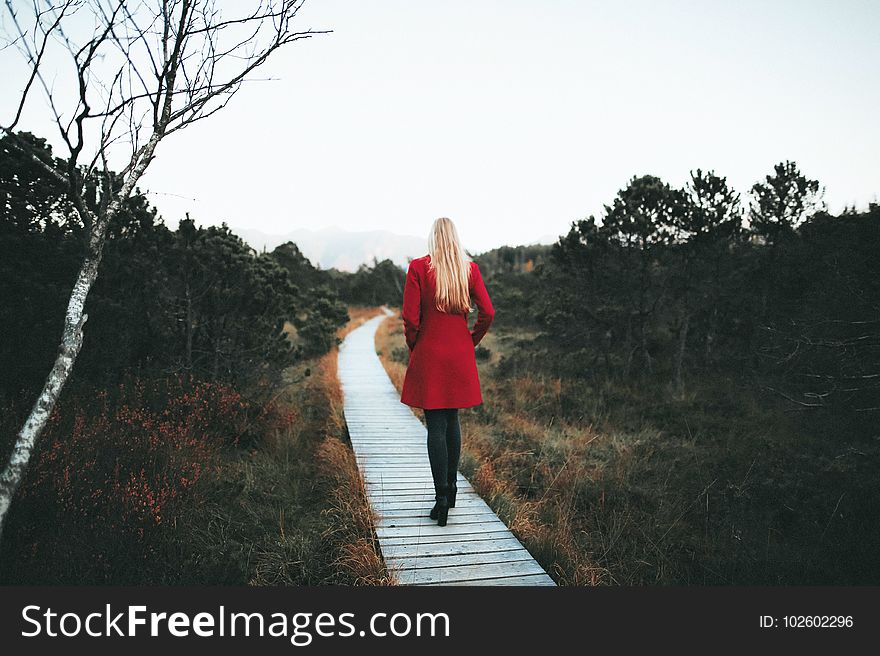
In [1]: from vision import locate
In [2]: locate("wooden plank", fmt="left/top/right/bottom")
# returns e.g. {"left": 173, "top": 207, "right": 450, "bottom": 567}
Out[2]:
{"left": 349, "top": 434, "right": 423, "bottom": 438}
{"left": 377, "top": 517, "right": 500, "bottom": 529}
{"left": 351, "top": 439, "right": 423, "bottom": 444}
{"left": 380, "top": 530, "right": 515, "bottom": 547}
{"left": 368, "top": 494, "right": 480, "bottom": 505}
{"left": 373, "top": 511, "right": 494, "bottom": 523}
{"left": 422, "top": 573, "right": 557, "bottom": 586}
{"left": 376, "top": 522, "right": 508, "bottom": 540}
{"left": 364, "top": 475, "right": 468, "bottom": 483}
{"left": 359, "top": 458, "right": 429, "bottom": 463}
{"left": 367, "top": 488, "right": 478, "bottom": 497}
{"left": 364, "top": 471, "right": 468, "bottom": 479}
{"left": 372, "top": 503, "right": 492, "bottom": 516}
{"left": 358, "top": 466, "right": 433, "bottom": 472}
{"left": 366, "top": 488, "right": 478, "bottom": 497}
{"left": 381, "top": 537, "right": 526, "bottom": 559}
{"left": 347, "top": 419, "right": 420, "bottom": 422}
{"left": 386, "top": 549, "right": 537, "bottom": 571}
{"left": 359, "top": 468, "right": 432, "bottom": 473}
{"left": 355, "top": 458, "right": 432, "bottom": 465}
{"left": 364, "top": 478, "right": 438, "bottom": 486}
{"left": 337, "top": 309, "right": 556, "bottom": 587}
{"left": 393, "top": 559, "right": 548, "bottom": 585}
{"left": 366, "top": 485, "right": 439, "bottom": 494}
{"left": 359, "top": 457, "right": 427, "bottom": 462}
{"left": 370, "top": 491, "right": 491, "bottom": 506}
{"left": 372, "top": 503, "right": 492, "bottom": 515}
{"left": 365, "top": 478, "right": 465, "bottom": 485}
{"left": 378, "top": 517, "right": 504, "bottom": 531}
{"left": 375, "top": 508, "right": 497, "bottom": 521}
{"left": 356, "top": 446, "right": 425, "bottom": 451}
{"left": 348, "top": 427, "right": 421, "bottom": 430}
{"left": 371, "top": 495, "right": 494, "bottom": 517}
{"left": 363, "top": 480, "right": 437, "bottom": 487}
{"left": 364, "top": 478, "right": 465, "bottom": 485}
{"left": 350, "top": 436, "right": 423, "bottom": 440}
{"left": 354, "top": 448, "right": 423, "bottom": 452}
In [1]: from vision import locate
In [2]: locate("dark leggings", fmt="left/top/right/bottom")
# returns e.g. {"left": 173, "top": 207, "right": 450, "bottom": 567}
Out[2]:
{"left": 424, "top": 408, "right": 461, "bottom": 496}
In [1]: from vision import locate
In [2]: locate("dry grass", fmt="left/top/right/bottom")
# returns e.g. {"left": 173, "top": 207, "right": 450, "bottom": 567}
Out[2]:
{"left": 177, "top": 314, "right": 392, "bottom": 585}
{"left": 2, "top": 317, "right": 394, "bottom": 585}
{"left": 315, "top": 432, "right": 394, "bottom": 585}
{"left": 362, "top": 275, "right": 858, "bottom": 584}
{"left": 312, "top": 335, "right": 394, "bottom": 585}
{"left": 374, "top": 307, "right": 406, "bottom": 392}
{"left": 375, "top": 313, "right": 880, "bottom": 585}
{"left": 374, "top": 312, "right": 608, "bottom": 585}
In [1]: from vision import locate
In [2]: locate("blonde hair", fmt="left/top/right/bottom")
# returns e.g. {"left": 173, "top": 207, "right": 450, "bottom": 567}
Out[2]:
{"left": 427, "top": 217, "right": 472, "bottom": 314}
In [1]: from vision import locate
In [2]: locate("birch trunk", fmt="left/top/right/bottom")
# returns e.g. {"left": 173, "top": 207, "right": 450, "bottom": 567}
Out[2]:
{"left": 0, "top": 0, "right": 320, "bottom": 551}
{"left": 0, "top": 133, "right": 161, "bottom": 544}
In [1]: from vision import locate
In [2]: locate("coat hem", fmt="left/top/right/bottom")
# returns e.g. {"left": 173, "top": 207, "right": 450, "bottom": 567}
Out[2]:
{"left": 400, "top": 399, "right": 483, "bottom": 410}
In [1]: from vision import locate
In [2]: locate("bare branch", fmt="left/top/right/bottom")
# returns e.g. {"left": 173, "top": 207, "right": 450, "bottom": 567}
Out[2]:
{"left": 0, "top": 0, "right": 328, "bottom": 546}
{"left": 0, "top": 0, "right": 70, "bottom": 133}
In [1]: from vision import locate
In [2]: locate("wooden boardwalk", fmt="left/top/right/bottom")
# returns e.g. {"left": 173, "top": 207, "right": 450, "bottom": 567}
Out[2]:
{"left": 337, "top": 309, "right": 556, "bottom": 586}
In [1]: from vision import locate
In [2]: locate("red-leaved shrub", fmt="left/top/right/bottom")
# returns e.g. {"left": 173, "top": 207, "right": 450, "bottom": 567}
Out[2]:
{"left": 1, "top": 372, "right": 296, "bottom": 583}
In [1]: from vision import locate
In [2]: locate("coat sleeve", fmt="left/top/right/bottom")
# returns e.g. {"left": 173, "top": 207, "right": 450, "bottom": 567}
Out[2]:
{"left": 469, "top": 262, "right": 495, "bottom": 347}
{"left": 402, "top": 260, "right": 421, "bottom": 350}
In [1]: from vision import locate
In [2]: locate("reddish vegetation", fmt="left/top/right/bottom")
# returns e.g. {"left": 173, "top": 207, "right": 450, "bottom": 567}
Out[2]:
{"left": 2, "top": 307, "right": 389, "bottom": 584}
{"left": 8, "top": 373, "right": 296, "bottom": 576}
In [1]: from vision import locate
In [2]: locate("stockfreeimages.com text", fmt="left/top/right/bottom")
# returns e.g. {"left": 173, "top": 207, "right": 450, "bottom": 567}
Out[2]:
{"left": 21, "top": 604, "right": 450, "bottom": 646}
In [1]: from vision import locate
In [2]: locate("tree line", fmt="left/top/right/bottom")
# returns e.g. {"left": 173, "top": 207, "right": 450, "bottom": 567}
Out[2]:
{"left": 0, "top": 127, "right": 409, "bottom": 571}
{"left": 0, "top": 131, "right": 405, "bottom": 407}
{"left": 0, "top": 0, "right": 329, "bottom": 544}
{"left": 476, "top": 163, "right": 879, "bottom": 438}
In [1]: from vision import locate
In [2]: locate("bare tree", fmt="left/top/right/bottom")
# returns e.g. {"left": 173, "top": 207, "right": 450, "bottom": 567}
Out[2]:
{"left": 0, "top": 0, "right": 326, "bottom": 545}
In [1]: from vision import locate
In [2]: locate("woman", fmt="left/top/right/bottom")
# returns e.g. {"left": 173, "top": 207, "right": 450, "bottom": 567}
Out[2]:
{"left": 400, "top": 217, "right": 495, "bottom": 526}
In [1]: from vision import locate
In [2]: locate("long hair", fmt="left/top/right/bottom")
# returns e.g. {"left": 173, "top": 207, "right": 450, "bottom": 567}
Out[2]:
{"left": 427, "top": 217, "right": 472, "bottom": 314}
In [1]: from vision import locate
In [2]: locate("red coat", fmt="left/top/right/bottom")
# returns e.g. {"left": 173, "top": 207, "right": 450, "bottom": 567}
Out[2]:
{"left": 399, "top": 255, "right": 495, "bottom": 410}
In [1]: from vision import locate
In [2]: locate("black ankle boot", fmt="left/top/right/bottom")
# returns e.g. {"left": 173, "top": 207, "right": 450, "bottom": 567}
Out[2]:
{"left": 447, "top": 480, "right": 457, "bottom": 508}
{"left": 429, "top": 487, "right": 449, "bottom": 526}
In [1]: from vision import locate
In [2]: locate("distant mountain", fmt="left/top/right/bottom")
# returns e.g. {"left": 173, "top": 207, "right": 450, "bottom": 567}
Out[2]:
{"left": 529, "top": 233, "right": 561, "bottom": 246}
{"left": 230, "top": 226, "right": 427, "bottom": 272}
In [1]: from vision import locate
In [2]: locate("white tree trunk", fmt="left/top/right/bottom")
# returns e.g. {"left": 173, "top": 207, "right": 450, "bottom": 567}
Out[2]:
{"left": 0, "top": 0, "right": 317, "bottom": 553}
{"left": 0, "top": 133, "right": 161, "bottom": 545}
{"left": 0, "top": 299, "right": 89, "bottom": 546}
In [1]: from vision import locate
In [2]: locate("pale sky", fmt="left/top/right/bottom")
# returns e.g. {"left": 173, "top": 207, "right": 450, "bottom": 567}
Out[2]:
{"left": 3, "top": 0, "right": 879, "bottom": 253}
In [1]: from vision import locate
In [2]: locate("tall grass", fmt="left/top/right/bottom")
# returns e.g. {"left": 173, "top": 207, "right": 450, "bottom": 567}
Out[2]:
{"left": 374, "top": 312, "right": 880, "bottom": 585}
{"left": 174, "top": 345, "right": 390, "bottom": 585}
{"left": 0, "top": 306, "right": 391, "bottom": 585}
{"left": 374, "top": 306, "right": 406, "bottom": 392}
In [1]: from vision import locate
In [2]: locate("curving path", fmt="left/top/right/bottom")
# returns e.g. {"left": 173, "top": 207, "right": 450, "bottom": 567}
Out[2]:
{"left": 337, "top": 308, "right": 556, "bottom": 586}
